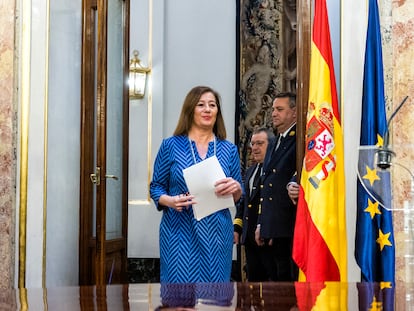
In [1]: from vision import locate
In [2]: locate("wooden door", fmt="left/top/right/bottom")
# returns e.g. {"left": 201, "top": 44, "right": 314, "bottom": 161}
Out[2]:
{"left": 79, "top": 0, "right": 130, "bottom": 285}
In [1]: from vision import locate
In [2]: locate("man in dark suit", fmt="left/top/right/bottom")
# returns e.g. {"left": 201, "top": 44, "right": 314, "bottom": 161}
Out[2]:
{"left": 234, "top": 127, "right": 274, "bottom": 281}
{"left": 255, "top": 92, "right": 298, "bottom": 281}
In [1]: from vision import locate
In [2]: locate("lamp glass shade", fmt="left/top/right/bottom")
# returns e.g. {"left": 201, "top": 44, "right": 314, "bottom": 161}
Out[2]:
{"left": 129, "top": 70, "right": 147, "bottom": 99}
{"left": 129, "top": 50, "right": 150, "bottom": 99}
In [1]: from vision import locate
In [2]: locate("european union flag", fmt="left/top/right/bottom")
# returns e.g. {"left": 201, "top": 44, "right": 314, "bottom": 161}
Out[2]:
{"left": 357, "top": 282, "right": 395, "bottom": 311}
{"left": 355, "top": 0, "right": 395, "bottom": 284}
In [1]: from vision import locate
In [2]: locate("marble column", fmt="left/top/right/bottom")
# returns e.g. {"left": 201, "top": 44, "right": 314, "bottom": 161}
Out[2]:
{"left": 0, "top": 0, "right": 17, "bottom": 289}
{"left": 384, "top": 0, "right": 414, "bottom": 309}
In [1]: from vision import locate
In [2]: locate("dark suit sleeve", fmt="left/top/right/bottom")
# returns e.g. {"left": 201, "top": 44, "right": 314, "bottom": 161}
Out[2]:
{"left": 233, "top": 197, "right": 244, "bottom": 234}
{"left": 286, "top": 172, "right": 297, "bottom": 187}
{"left": 234, "top": 165, "right": 252, "bottom": 234}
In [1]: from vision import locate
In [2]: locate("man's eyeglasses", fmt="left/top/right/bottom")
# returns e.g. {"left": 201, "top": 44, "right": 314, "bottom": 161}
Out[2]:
{"left": 250, "top": 141, "right": 266, "bottom": 147}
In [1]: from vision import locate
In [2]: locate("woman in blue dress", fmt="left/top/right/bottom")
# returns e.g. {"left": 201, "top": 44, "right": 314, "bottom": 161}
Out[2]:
{"left": 150, "top": 85, "right": 243, "bottom": 283}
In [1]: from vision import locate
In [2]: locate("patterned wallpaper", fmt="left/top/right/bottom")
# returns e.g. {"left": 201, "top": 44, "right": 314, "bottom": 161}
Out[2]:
{"left": 237, "top": 0, "right": 296, "bottom": 174}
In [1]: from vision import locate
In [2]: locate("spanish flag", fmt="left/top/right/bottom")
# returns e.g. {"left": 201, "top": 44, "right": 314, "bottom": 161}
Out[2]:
{"left": 292, "top": 0, "right": 347, "bottom": 282}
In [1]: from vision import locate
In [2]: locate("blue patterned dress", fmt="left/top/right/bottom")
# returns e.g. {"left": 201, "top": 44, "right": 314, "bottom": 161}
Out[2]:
{"left": 150, "top": 135, "right": 242, "bottom": 283}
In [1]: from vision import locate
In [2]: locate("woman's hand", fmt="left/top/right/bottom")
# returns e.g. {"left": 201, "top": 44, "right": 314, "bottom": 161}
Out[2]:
{"left": 171, "top": 193, "right": 196, "bottom": 212}
{"left": 159, "top": 193, "right": 196, "bottom": 212}
{"left": 214, "top": 177, "right": 242, "bottom": 202}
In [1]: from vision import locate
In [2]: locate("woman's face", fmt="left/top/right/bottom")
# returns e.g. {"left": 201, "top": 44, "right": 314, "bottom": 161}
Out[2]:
{"left": 192, "top": 92, "right": 218, "bottom": 131}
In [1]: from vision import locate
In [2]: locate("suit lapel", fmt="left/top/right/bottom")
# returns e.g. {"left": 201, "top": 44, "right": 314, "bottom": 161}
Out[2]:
{"left": 250, "top": 165, "right": 261, "bottom": 198}
{"left": 263, "top": 125, "right": 296, "bottom": 178}
{"left": 263, "top": 138, "right": 277, "bottom": 170}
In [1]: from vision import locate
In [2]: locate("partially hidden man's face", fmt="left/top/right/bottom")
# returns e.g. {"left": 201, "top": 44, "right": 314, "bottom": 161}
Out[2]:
{"left": 250, "top": 131, "right": 269, "bottom": 164}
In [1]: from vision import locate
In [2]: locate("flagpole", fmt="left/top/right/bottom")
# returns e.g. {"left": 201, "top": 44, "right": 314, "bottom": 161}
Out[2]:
{"left": 296, "top": 0, "right": 312, "bottom": 180}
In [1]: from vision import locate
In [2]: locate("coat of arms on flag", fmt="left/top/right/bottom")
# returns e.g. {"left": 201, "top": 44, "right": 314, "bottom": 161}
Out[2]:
{"left": 304, "top": 103, "right": 336, "bottom": 189}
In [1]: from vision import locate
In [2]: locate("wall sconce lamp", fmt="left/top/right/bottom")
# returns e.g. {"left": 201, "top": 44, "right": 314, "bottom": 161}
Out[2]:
{"left": 129, "top": 50, "right": 151, "bottom": 99}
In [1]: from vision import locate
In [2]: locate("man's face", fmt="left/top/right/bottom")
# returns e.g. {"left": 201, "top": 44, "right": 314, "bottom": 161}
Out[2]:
{"left": 250, "top": 131, "right": 269, "bottom": 164}
{"left": 271, "top": 97, "right": 296, "bottom": 133}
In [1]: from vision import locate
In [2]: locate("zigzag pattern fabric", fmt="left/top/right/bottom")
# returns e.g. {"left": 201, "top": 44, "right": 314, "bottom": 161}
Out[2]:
{"left": 150, "top": 135, "right": 242, "bottom": 283}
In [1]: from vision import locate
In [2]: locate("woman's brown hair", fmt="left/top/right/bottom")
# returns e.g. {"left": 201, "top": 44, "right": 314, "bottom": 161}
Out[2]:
{"left": 173, "top": 86, "right": 227, "bottom": 139}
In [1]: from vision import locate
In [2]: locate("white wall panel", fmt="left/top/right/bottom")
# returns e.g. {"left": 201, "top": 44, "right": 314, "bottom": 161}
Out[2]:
{"left": 46, "top": 0, "right": 82, "bottom": 286}
{"left": 25, "top": 0, "right": 48, "bottom": 288}
{"left": 341, "top": 0, "right": 367, "bottom": 281}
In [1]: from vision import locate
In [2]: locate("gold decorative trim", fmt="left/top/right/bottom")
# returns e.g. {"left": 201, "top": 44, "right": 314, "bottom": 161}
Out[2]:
{"left": 18, "top": 0, "right": 32, "bottom": 290}
{"left": 43, "top": 288, "right": 48, "bottom": 311}
{"left": 42, "top": 0, "right": 51, "bottom": 289}
{"left": 19, "top": 288, "right": 28, "bottom": 310}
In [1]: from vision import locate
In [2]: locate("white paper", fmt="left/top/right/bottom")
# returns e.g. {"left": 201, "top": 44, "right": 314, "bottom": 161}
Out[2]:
{"left": 183, "top": 156, "right": 234, "bottom": 220}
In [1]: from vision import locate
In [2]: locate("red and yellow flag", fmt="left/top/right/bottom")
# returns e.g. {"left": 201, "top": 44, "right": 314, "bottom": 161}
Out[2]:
{"left": 292, "top": 0, "right": 347, "bottom": 282}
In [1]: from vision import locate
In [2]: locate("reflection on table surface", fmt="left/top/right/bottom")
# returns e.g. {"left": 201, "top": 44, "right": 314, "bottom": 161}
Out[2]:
{"left": 1, "top": 281, "right": 413, "bottom": 310}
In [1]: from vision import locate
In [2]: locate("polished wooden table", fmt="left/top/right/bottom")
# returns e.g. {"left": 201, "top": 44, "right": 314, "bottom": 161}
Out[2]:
{"left": 1, "top": 282, "right": 412, "bottom": 310}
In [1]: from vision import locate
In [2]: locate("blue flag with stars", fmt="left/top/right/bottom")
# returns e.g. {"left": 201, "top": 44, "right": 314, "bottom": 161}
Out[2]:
{"left": 357, "top": 282, "right": 394, "bottom": 311}
{"left": 355, "top": 0, "right": 395, "bottom": 283}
